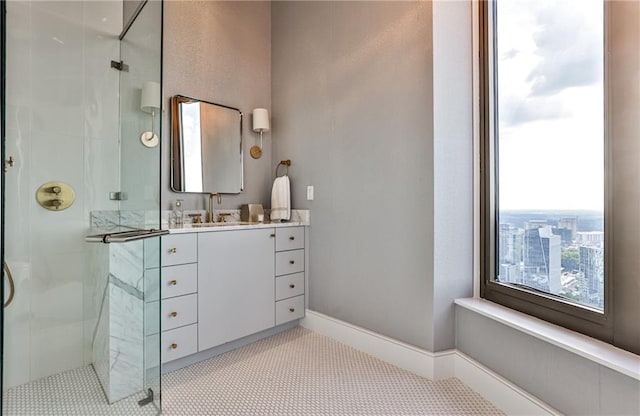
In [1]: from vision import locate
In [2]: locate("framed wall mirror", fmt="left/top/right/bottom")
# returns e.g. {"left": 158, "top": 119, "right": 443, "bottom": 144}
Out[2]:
{"left": 170, "top": 95, "right": 243, "bottom": 194}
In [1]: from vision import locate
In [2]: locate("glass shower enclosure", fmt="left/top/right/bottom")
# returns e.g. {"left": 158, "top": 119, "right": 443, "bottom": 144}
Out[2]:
{"left": 1, "top": 0, "right": 163, "bottom": 414}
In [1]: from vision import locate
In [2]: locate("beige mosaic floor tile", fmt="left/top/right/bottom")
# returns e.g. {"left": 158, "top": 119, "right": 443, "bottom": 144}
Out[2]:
{"left": 3, "top": 327, "right": 504, "bottom": 415}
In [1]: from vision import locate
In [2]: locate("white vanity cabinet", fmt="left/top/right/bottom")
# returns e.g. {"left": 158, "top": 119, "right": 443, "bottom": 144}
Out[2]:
{"left": 197, "top": 228, "right": 276, "bottom": 351}
{"left": 160, "top": 225, "right": 307, "bottom": 366}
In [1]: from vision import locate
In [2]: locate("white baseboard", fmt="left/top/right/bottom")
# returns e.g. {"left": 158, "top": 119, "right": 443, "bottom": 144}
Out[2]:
{"left": 301, "top": 309, "right": 559, "bottom": 416}
{"left": 455, "top": 351, "right": 561, "bottom": 415}
{"left": 301, "top": 309, "right": 455, "bottom": 380}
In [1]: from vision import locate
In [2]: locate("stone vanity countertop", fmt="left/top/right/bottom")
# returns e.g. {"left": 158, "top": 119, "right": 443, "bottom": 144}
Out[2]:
{"left": 88, "top": 209, "right": 309, "bottom": 238}
{"left": 165, "top": 209, "right": 309, "bottom": 234}
{"left": 166, "top": 219, "right": 308, "bottom": 234}
{"left": 86, "top": 220, "right": 308, "bottom": 242}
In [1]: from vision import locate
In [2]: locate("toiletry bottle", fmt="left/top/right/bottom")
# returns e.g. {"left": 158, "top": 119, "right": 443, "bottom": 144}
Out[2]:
{"left": 173, "top": 199, "right": 184, "bottom": 227}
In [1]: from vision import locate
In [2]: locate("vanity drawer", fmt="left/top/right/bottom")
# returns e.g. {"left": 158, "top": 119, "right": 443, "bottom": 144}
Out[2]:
{"left": 275, "top": 227, "right": 305, "bottom": 252}
{"left": 275, "top": 249, "right": 304, "bottom": 276}
{"left": 275, "top": 295, "right": 305, "bottom": 326}
{"left": 162, "top": 263, "right": 197, "bottom": 299}
{"left": 162, "top": 293, "right": 198, "bottom": 331}
{"left": 161, "top": 323, "right": 198, "bottom": 363}
{"left": 275, "top": 272, "right": 304, "bottom": 301}
{"left": 161, "top": 234, "right": 197, "bottom": 266}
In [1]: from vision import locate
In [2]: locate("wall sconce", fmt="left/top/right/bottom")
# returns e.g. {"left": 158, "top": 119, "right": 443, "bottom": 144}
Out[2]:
{"left": 140, "top": 81, "right": 160, "bottom": 148}
{"left": 251, "top": 108, "right": 270, "bottom": 159}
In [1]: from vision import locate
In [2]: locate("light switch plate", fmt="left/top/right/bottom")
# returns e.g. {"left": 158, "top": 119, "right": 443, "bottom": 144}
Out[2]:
{"left": 307, "top": 186, "right": 314, "bottom": 201}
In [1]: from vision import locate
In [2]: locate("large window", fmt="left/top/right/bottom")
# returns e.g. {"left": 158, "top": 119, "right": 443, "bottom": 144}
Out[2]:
{"left": 481, "top": 0, "right": 611, "bottom": 341}
{"left": 483, "top": 0, "right": 640, "bottom": 354}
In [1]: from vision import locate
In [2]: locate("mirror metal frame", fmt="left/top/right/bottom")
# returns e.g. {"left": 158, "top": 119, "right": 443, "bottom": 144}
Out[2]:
{"left": 170, "top": 95, "right": 244, "bottom": 194}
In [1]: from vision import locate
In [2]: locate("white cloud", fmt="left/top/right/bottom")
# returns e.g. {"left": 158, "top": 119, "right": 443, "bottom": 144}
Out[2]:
{"left": 496, "top": 0, "right": 604, "bottom": 211}
{"left": 526, "top": 0, "right": 603, "bottom": 97}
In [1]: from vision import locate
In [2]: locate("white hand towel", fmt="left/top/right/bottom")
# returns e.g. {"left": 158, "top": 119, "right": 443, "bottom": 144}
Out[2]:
{"left": 270, "top": 175, "right": 291, "bottom": 222}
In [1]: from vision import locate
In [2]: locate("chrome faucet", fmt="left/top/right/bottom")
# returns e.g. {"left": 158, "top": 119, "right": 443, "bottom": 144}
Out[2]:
{"left": 207, "top": 192, "right": 221, "bottom": 223}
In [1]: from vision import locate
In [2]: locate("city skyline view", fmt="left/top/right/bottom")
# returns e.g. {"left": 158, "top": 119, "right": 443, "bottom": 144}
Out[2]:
{"left": 495, "top": 0, "right": 605, "bottom": 310}
{"left": 497, "top": 210, "right": 604, "bottom": 310}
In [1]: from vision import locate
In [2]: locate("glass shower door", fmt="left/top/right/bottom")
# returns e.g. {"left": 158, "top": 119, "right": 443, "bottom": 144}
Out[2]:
{"left": 1, "top": 0, "right": 163, "bottom": 414}
{"left": 89, "top": 0, "right": 165, "bottom": 410}
{"left": 118, "top": 0, "right": 164, "bottom": 410}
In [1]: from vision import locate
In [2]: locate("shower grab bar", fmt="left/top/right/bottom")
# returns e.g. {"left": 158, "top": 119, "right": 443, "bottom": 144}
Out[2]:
{"left": 4, "top": 262, "right": 16, "bottom": 308}
{"left": 85, "top": 229, "right": 169, "bottom": 244}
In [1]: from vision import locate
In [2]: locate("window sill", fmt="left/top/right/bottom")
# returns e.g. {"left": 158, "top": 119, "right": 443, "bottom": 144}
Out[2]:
{"left": 455, "top": 298, "right": 640, "bottom": 381}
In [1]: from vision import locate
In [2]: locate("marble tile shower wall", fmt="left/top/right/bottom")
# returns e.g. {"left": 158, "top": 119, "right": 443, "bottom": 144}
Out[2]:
{"left": 93, "top": 240, "right": 153, "bottom": 403}
{"left": 3, "top": 1, "right": 122, "bottom": 388}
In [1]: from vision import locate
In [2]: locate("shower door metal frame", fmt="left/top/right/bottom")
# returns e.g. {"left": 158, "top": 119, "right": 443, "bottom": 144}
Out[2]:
{"left": 1, "top": 0, "right": 7, "bottom": 397}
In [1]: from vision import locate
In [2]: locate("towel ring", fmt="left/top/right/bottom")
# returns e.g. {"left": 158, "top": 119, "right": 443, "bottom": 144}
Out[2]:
{"left": 276, "top": 160, "right": 291, "bottom": 177}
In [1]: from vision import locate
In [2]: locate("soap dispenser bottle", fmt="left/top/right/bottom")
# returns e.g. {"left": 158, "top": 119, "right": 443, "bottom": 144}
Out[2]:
{"left": 173, "top": 199, "right": 184, "bottom": 227}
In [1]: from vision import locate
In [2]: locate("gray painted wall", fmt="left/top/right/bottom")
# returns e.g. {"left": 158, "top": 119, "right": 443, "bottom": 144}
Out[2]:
{"left": 432, "top": 0, "right": 474, "bottom": 352}
{"left": 162, "top": 1, "right": 272, "bottom": 211}
{"left": 272, "top": 1, "right": 434, "bottom": 349}
{"left": 272, "top": 1, "right": 473, "bottom": 351}
{"left": 161, "top": 0, "right": 474, "bottom": 351}
{"left": 456, "top": 306, "right": 640, "bottom": 415}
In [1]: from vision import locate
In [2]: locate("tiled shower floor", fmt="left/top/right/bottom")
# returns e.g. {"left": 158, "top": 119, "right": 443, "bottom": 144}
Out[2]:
{"left": 1, "top": 365, "right": 157, "bottom": 415}
{"left": 3, "top": 328, "right": 503, "bottom": 415}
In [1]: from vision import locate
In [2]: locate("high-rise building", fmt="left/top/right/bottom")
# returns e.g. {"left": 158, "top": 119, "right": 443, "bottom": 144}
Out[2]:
{"left": 500, "top": 263, "right": 523, "bottom": 284}
{"left": 580, "top": 245, "right": 604, "bottom": 296}
{"left": 526, "top": 220, "right": 548, "bottom": 230}
{"left": 552, "top": 227, "right": 573, "bottom": 247}
{"left": 558, "top": 217, "right": 577, "bottom": 242}
{"left": 524, "top": 226, "right": 561, "bottom": 294}
{"left": 576, "top": 231, "right": 604, "bottom": 246}
{"left": 499, "top": 223, "right": 523, "bottom": 264}
{"left": 499, "top": 223, "right": 523, "bottom": 283}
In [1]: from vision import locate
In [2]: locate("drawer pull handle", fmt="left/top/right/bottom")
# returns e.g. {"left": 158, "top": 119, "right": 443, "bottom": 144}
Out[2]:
{"left": 171, "top": 343, "right": 178, "bottom": 349}
{"left": 289, "top": 260, "right": 295, "bottom": 264}
{"left": 270, "top": 233, "right": 276, "bottom": 238}
{"left": 170, "top": 311, "right": 178, "bottom": 317}
{"left": 289, "top": 308, "right": 295, "bottom": 313}
{"left": 289, "top": 284, "right": 295, "bottom": 289}
{"left": 169, "top": 280, "right": 178, "bottom": 286}
{"left": 289, "top": 236, "right": 295, "bottom": 240}
{"left": 170, "top": 247, "right": 177, "bottom": 254}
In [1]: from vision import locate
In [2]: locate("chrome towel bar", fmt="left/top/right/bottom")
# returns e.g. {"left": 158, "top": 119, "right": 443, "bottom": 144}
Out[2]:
{"left": 85, "top": 229, "right": 169, "bottom": 244}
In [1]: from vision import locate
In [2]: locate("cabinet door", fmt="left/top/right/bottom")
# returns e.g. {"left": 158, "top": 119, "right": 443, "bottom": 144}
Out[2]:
{"left": 198, "top": 228, "right": 275, "bottom": 350}
{"left": 275, "top": 249, "right": 305, "bottom": 276}
{"left": 162, "top": 324, "right": 198, "bottom": 363}
{"left": 162, "top": 263, "right": 198, "bottom": 299}
{"left": 275, "top": 295, "right": 305, "bottom": 326}
{"left": 275, "top": 226, "right": 305, "bottom": 252}
{"left": 162, "top": 293, "right": 198, "bottom": 331}
{"left": 161, "top": 234, "right": 197, "bottom": 266}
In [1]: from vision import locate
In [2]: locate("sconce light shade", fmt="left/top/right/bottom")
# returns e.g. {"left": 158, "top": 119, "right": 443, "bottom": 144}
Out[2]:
{"left": 252, "top": 108, "right": 270, "bottom": 132}
{"left": 141, "top": 81, "right": 160, "bottom": 113}
{"left": 250, "top": 108, "right": 269, "bottom": 159}
{"left": 140, "top": 81, "right": 160, "bottom": 148}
